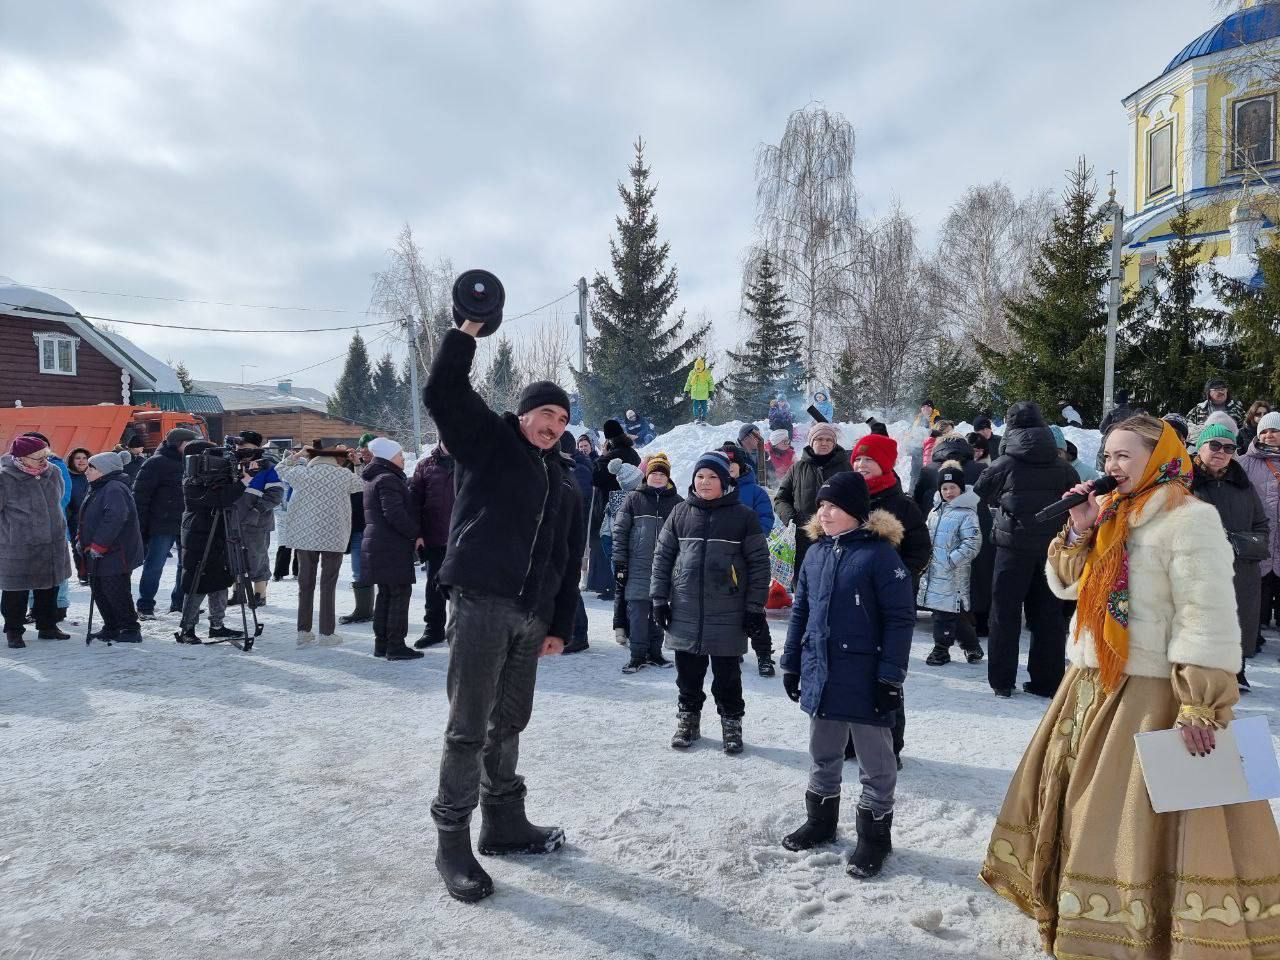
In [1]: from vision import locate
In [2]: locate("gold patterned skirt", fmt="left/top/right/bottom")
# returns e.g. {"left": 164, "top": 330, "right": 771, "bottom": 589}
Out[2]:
{"left": 980, "top": 667, "right": 1280, "bottom": 959}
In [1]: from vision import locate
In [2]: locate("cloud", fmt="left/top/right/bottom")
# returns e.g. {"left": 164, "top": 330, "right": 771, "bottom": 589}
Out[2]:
{"left": 1, "top": 0, "right": 1216, "bottom": 391}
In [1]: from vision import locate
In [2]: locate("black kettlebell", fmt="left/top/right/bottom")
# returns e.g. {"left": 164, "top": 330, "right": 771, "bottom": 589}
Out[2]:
{"left": 452, "top": 269, "right": 505, "bottom": 336}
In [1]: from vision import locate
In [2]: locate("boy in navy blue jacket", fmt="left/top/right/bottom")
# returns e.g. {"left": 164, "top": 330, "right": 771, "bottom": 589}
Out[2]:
{"left": 779, "top": 471, "right": 915, "bottom": 879}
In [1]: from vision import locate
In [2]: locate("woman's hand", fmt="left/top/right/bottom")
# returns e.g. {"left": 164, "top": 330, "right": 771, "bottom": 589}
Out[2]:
{"left": 1065, "top": 481, "right": 1101, "bottom": 534}
{"left": 1180, "top": 724, "right": 1216, "bottom": 756}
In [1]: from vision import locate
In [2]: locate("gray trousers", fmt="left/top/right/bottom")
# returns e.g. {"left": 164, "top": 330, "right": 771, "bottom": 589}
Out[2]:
{"left": 431, "top": 590, "right": 548, "bottom": 831}
{"left": 808, "top": 716, "right": 896, "bottom": 816}
{"left": 296, "top": 550, "right": 342, "bottom": 635}
{"left": 627, "top": 598, "right": 662, "bottom": 660}
{"left": 180, "top": 589, "right": 228, "bottom": 631}
{"left": 244, "top": 527, "right": 272, "bottom": 583}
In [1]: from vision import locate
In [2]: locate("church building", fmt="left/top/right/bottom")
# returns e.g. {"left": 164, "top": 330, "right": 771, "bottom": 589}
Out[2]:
{"left": 1122, "top": 1, "right": 1280, "bottom": 289}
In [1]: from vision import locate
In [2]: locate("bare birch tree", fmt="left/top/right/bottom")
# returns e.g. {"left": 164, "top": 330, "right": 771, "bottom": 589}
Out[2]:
{"left": 369, "top": 223, "right": 455, "bottom": 366}
{"left": 927, "top": 181, "right": 1054, "bottom": 353}
{"left": 837, "top": 207, "right": 933, "bottom": 411}
{"left": 756, "top": 104, "right": 862, "bottom": 381}
{"left": 520, "top": 312, "right": 573, "bottom": 386}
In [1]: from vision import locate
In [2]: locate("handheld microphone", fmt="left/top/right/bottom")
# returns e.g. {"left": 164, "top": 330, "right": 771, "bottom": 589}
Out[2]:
{"left": 1034, "top": 475, "right": 1119, "bottom": 526}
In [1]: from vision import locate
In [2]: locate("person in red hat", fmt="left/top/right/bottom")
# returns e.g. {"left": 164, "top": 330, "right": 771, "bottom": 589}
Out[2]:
{"left": 849, "top": 432, "right": 930, "bottom": 766}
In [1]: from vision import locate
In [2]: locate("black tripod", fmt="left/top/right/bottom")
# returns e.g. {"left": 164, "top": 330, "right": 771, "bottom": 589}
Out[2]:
{"left": 176, "top": 503, "right": 263, "bottom": 651}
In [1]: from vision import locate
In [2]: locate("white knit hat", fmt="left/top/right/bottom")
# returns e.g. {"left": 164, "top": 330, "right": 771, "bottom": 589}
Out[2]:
{"left": 368, "top": 437, "right": 403, "bottom": 460}
{"left": 1257, "top": 411, "right": 1280, "bottom": 434}
{"left": 769, "top": 428, "right": 789, "bottom": 446}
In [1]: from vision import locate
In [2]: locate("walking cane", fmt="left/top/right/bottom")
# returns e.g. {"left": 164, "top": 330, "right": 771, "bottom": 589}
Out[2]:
{"left": 85, "top": 555, "right": 99, "bottom": 645}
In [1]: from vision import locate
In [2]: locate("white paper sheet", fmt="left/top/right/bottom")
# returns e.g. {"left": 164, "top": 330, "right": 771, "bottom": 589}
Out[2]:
{"left": 1135, "top": 716, "right": 1280, "bottom": 814}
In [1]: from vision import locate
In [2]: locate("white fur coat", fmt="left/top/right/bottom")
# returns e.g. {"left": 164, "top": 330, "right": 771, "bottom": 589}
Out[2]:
{"left": 1046, "top": 485, "right": 1242, "bottom": 678}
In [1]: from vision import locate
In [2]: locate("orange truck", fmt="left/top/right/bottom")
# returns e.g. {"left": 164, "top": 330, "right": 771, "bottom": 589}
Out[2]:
{"left": 0, "top": 405, "right": 209, "bottom": 459}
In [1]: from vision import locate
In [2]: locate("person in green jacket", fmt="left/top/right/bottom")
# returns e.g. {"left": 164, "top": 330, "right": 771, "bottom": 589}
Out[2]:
{"left": 684, "top": 357, "right": 715, "bottom": 424}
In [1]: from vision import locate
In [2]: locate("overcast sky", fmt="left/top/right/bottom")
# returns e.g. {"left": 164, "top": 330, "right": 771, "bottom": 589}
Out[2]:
{"left": 1, "top": 0, "right": 1217, "bottom": 392}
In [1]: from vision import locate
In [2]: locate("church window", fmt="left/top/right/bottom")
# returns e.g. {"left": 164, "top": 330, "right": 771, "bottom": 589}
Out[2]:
{"left": 1147, "top": 122, "right": 1174, "bottom": 196}
{"left": 1233, "top": 95, "right": 1275, "bottom": 170}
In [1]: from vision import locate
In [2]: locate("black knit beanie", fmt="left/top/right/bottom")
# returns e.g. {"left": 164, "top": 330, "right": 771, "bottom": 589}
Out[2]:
{"left": 816, "top": 471, "right": 870, "bottom": 523}
{"left": 517, "top": 381, "right": 571, "bottom": 417}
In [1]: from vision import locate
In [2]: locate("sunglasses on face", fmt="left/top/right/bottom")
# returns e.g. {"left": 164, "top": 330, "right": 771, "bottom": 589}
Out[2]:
{"left": 1204, "top": 440, "right": 1237, "bottom": 454}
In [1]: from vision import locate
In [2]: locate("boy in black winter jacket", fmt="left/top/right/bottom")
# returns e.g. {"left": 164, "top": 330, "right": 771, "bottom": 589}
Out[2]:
{"left": 650, "top": 451, "right": 771, "bottom": 754}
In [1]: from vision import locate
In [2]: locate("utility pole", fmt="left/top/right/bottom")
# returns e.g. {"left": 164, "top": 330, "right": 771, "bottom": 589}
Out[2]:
{"left": 576, "top": 277, "right": 589, "bottom": 373}
{"left": 1103, "top": 172, "right": 1124, "bottom": 422}
{"left": 406, "top": 314, "right": 422, "bottom": 454}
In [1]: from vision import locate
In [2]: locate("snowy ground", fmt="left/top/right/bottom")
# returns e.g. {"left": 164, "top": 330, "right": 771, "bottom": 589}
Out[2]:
{"left": 3, "top": 553, "right": 1278, "bottom": 960}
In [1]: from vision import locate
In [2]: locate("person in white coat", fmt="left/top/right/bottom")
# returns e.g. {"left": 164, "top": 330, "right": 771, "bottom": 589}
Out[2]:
{"left": 277, "top": 442, "right": 365, "bottom": 646}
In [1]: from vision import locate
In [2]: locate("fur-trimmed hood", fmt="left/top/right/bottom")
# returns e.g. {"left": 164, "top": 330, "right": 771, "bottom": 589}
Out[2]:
{"left": 804, "top": 507, "right": 904, "bottom": 546}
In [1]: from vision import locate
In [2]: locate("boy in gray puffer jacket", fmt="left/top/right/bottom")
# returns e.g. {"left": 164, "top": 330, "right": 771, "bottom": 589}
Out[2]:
{"left": 650, "top": 451, "right": 770, "bottom": 754}
{"left": 917, "top": 462, "right": 984, "bottom": 666}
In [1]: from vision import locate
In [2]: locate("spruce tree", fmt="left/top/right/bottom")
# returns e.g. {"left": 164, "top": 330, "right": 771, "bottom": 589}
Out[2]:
{"left": 1128, "top": 202, "right": 1222, "bottom": 414}
{"left": 978, "top": 159, "right": 1116, "bottom": 421}
{"left": 921, "top": 343, "right": 982, "bottom": 424}
{"left": 485, "top": 336, "right": 523, "bottom": 414}
{"left": 576, "top": 139, "right": 709, "bottom": 429}
{"left": 368, "top": 352, "right": 407, "bottom": 429}
{"left": 1216, "top": 235, "right": 1280, "bottom": 400}
{"left": 725, "top": 250, "right": 805, "bottom": 418}
{"left": 328, "top": 332, "right": 374, "bottom": 423}
{"left": 172, "top": 361, "right": 194, "bottom": 394}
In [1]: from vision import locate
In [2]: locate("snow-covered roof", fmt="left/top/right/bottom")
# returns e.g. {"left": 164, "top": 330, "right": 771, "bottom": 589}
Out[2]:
{"left": 99, "top": 329, "right": 185, "bottom": 393}
{"left": 194, "top": 379, "right": 331, "bottom": 411}
{"left": 0, "top": 278, "right": 168, "bottom": 389}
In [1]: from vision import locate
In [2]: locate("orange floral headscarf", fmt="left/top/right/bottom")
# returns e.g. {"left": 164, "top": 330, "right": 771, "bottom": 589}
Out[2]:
{"left": 1075, "top": 422, "right": 1192, "bottom": 692}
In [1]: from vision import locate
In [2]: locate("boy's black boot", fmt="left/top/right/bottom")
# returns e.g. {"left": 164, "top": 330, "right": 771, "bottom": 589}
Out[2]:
{"left": 721, "top": 714, "right": 744, "bottom": 755}
{"left": 925, "top": 645, "right": 950, "bottom": 666}
{"left": 782, "top": 791, "right": 840, "bottom": 851}
{"left": 846, "top": 806, "right": 893, "bottom": 879}
{"left": 671, "top": 710, "right": 700, "bottom": 749}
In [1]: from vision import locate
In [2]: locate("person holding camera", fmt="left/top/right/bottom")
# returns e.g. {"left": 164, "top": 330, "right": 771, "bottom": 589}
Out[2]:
{"left": 423, "top": 321, "right": 584, "bottom": 905}
{"left": 277, "top": 442, "right": 365, "bottom": 647}
{"left": 231, "top": 443, "right": 284, "bottom": 609}
{"left": 175, "top": 441, "right": 250, "bottom": 644}
{"left": 134, "top": 427, "right": 199, "bottom": 619}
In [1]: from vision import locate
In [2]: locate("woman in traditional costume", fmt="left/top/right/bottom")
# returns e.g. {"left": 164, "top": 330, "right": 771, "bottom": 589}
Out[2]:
{"left": 980, "top": 414, "right": 1280, "bottom": 959}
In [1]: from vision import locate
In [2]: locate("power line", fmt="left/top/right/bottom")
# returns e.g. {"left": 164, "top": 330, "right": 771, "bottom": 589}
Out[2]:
{"left": 505, "top": 288, "right": 577, "bottom": 322}
{"left": 0, "top": 299, "right": 397, "bottom": 334}
{"left": 248, "top": 328, "right": 397, "bottom": 386}
{"left": 15, "top": 283, "right": 372, "bottom": 315}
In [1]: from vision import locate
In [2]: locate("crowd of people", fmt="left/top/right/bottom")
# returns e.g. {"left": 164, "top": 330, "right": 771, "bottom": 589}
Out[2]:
{"left": 4, "top": 365, "right": 1279, "bottom": 953}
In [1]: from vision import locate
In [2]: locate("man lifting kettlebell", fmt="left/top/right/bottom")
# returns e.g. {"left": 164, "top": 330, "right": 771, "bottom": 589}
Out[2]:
{"left": 424, "top": 270, "right": 585, "bottom": 903}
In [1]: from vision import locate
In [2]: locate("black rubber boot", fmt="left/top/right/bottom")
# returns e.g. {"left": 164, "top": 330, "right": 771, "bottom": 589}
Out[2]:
{"left": 846, "top": 806, "right": 893, "bottom": 879}
{"left": 339, "top": 586, "right": 375, "bottom": 625}
{"left": 478, "top": 801, "right": 565, "bottom": 856}
{"left": 671, "top": 710, "right": 700, "bottom": 749}
{"left": 721, "top": 714, "right": 744, "bottom": 755}
{"left": 435, "top": 830, "right": 495, "bottom": 903}
{"left": 782, "top": 791, "right": 840, "bottom": 851}
{"left": 6, "top": 631, "right": 25, "bottom": 649}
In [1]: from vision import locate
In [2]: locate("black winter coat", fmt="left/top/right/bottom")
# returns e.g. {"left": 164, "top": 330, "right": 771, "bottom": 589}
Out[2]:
{"left": 868, "top": 479, "right": 931, "bottom": 584}
{"left": 650, "top": 489, "right": 770, "bottom": 657}
{"left": 773, "top": 445, "right": 851, "bottom": 581}
{"left": 410, "top": 450, "right": 457, "bottom": 548}
{"left": 133, "top": 443, "right": 187, "bottom": 538}
{"left": 66, "top": 471, "right": 89, "bottom": 544}
{"left": 180, "top": 477, "right": 247, "bottom": 594}
{"left": 361, "top": 458, "right": 419, "bottom": 587}
{"left": 912, "top": 436, "right": 987, "bottom": 514}
{"left": 423, "top": 330, "right": 584, "bottom": 640}
{"left": 122, "top": 456, "right": 143, "bottom": 485}
{"left": 974, "top": 405, "right": 1079, "bottom": 556}
{"left": 1193, "top": 456, "right": 1269, "bottom": 657}
{"left": 78, "top": 472, "right": 144, "bottom": 577}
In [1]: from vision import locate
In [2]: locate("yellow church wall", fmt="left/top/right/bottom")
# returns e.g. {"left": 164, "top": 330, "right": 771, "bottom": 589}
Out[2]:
{"left": 1134, "top": 88, "right": 1187, "bottom": 213}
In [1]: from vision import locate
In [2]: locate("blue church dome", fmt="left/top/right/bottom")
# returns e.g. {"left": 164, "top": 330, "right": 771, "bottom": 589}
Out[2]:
{"left": 1164, "top": 3, "right": 1280, "bottom": 75}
